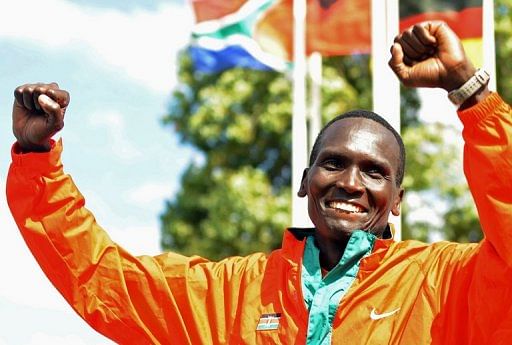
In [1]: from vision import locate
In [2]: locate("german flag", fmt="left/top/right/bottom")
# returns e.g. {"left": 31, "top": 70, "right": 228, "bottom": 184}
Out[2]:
{"left": 400, "top": 0, "right": 483, "bottom": 66}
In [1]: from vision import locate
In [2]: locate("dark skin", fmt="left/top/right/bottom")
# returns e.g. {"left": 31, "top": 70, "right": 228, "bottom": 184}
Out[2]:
{"left": 299, "top": 118, "right": 403, "bottom": 270}
{"left": 389, "top": 21, "right": 490, "bottom": 109}
{"left": 12, "top": 22, "right": 489, "bottom": 272}
{"left": 12, "top": 82, "right": 69, "bottom": 152}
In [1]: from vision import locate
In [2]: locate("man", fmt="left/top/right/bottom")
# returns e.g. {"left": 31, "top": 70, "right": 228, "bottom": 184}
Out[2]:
{"left": 7, "top": 22, "right": 512, "bottom": 344}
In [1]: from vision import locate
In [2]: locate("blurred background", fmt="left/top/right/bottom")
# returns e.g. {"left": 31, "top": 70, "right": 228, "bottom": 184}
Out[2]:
{"left": 0, "top": 0, "right": 511, "bottom": 343}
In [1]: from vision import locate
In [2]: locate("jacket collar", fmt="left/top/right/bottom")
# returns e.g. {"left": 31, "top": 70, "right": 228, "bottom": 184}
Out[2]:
{"left": 281, "top": 225, "right": 395, "bottom": 270}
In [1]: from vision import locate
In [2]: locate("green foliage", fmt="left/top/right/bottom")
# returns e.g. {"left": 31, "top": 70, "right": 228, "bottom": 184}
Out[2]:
{"left": 161, "top": 53, "right": 374, "bottom": 260}
{"left": 161, "top": 53, "right": 294, "bottom": 259}
{"left": 164, "top": 54, "right": 293, "bottom": 188}
{"left": 161, "top": 164, "right": 290, "bottom": 258}
{"left": 400, "top": 123, "right": 481, "bottom": 242}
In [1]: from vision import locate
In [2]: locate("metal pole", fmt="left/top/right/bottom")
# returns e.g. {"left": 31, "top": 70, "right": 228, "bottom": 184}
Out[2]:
{"left": 308, "top": 51, "right": 322, "bottom": 154}
{"left": 291, "top": 0, "right": 311, "bottom": 227}
{"left": 371, "top": 0, "right": 401, "bottom": 240}
{"left": 483, "top": 0, "right": 496, "bottom": 90}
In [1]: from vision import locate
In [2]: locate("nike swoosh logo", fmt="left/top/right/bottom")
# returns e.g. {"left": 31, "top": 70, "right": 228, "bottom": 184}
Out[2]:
{"left": 370, "top": 308, "right": 400, "bottom": 320}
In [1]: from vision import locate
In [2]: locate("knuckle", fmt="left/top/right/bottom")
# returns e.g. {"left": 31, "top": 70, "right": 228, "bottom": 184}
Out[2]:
{"left": 34, "top": 85, "right": 46, "bottom": 93}
{"left": 23, "top": 85, "right": 35, "bottom": 94}
{"left": 413, "top": 23, "right": 423, "bottom": 31}
{"left": 14, "top": 87, "right": 24, "bottom": 97}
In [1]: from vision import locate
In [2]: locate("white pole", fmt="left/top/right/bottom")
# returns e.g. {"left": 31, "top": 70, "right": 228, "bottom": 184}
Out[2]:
{"left": 483, "top": 0, "right": 496, "bottom": 90}
{"left": 308, "top": 52, "right": 322, "bottom": 154}
{"left": 292, "top": 0, "right": 311, "bottom": 227}
{"left": 371, "top": 0, "right": 401, "bottom": 240}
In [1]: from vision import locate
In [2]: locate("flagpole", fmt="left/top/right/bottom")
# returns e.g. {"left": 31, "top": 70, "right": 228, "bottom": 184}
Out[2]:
{"left": 371, "top": 0, "right": 401, "bottom": 240}
{"left": 291, "top": 0, "right": 311, "bottom": 227}
{"left": 483, "top": 0, "right": 496, "bottom": 90}
{"left": 308, "top": 51, "right": 322, "bottom": 154}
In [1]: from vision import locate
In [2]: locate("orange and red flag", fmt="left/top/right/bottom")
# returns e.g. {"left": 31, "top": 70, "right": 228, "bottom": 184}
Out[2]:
{"left": 255, "top": 0, "right": 371, "bottom": 60}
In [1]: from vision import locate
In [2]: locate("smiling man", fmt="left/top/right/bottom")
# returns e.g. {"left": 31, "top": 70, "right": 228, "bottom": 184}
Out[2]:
{"left": 7, "top": 22, "right": 512, "bottom": 344}
{"left": 298, "top": 112, "right": 405, "bottom": 273}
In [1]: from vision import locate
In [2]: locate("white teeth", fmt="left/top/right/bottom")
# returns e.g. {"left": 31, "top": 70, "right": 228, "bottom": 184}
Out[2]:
{"left": 328, "top": 201, "right": 365, "bottom": 213}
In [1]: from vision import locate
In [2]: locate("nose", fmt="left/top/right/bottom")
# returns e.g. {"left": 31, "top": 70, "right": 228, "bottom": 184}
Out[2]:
{"left": 336, "top": 166, "right": 364, "bottom": 194}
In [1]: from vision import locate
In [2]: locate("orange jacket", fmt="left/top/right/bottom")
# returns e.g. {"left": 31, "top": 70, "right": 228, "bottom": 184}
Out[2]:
{"left": 7, "top": 93, "right": 512, "bottom": 344}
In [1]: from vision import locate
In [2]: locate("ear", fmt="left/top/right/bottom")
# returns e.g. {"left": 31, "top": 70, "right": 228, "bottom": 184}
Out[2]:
{"left": 391, "top": 188, "right": 404, "bottom": 216}
{"left": 297, "top": 168, "right": 309, "bottom": 197}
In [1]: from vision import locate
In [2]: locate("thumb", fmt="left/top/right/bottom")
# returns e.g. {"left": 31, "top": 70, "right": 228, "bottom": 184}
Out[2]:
{"left": 388, "top": 43, "right": 412, "bottom": 86}
{"left": 38, "top": 94, "right": 65, "bottom": 132}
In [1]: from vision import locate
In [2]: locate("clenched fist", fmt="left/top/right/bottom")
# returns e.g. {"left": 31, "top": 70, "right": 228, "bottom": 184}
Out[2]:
{"left": 13, "top": 83, "right": 69, "bottom": 152}
{"left": 389, "top": 21, "right": 475, "bottom": 92}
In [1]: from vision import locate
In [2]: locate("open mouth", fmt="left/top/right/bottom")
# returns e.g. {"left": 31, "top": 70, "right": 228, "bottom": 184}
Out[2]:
{"left": 326, "top": 200, "right": 367, "bottom": 214}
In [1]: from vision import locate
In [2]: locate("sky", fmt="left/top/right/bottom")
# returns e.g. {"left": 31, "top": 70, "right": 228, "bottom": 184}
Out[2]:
{"left": 0, "top": 1, "right": 468, "bottom": 344}
{"left": 0, "top": 0, "right": 198, "bottom": 343}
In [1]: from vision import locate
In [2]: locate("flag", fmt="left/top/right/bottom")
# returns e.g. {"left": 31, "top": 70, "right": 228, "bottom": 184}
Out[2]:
{"left": 189, "top": 0, "right": 288, "bottom": 73}
{"left": 191, "top": 1, "right": 247, "bottom": 22}
{"left": 399, "top": 0, "right": 483, "bottom": 66}
{"left": 255, "top": 0, "right": 371, "bottom": 60}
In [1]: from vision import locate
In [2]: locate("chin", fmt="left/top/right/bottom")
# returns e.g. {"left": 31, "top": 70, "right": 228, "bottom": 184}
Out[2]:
{"left": 323, "top": 221, "right": 363, "bottom": 239}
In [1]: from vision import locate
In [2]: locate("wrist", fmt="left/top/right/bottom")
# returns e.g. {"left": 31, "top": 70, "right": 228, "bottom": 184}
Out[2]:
{"left": 443, "top": 62, "right": 476, "bottom": 92}
{"left": 15, "top": 140, "right": 52, "bottom": 153}
{"left": 447, "top": 69, "right": 490, "bottom": 107}
{"left": 458, "top": 87, "right": 491, "bottom": 111}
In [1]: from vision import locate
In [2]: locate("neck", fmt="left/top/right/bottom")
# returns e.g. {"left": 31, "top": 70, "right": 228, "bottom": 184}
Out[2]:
{"left": 313, "top": 232, "right": 349, "bottom": 271}
{"left": 314, "top": 226, "right": 387, "bottom": 271}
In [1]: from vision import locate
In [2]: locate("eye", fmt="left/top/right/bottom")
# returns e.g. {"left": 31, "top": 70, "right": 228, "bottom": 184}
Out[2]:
{"left": 322, "top": 158, "right": 344, "bottom": 171}
{"left": 365, "top": 164, "right": 387, "bottom": 179}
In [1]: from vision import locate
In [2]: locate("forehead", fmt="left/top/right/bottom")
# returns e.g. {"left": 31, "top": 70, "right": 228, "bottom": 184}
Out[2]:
{"left": 319, "top": 117, "right": 400, "bottom": 165}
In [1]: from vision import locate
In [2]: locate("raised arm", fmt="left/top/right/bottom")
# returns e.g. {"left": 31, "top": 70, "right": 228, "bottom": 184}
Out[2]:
{"left": 389, "top": 22, "right": 512, "bottom": 265}
{"left": 7, "top": 84, "right": 253, "bottom": 344}
{"left": 8, "top": 83, "right": 187, "bottom": 343}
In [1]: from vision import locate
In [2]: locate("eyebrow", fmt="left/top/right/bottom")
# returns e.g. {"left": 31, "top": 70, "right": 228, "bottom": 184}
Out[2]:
{"left": 316, "top": 149, "right": 394, "bottom": 172}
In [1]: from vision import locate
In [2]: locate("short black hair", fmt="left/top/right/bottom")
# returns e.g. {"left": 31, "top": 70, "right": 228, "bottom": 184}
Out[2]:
{"left": 309, "top": 109, "right": 406, "bottom": 186}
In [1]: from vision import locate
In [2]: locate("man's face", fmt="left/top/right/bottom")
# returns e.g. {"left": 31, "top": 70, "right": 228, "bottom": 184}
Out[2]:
{"left": 298, "top": 118, "right": 404, "bottom": 240}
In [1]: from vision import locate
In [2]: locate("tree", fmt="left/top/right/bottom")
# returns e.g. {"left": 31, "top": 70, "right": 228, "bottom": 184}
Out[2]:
{"left": 161, "top": 55, "right": 293, "bottom": 260}
{"left": 161, "top": 53, "right": 374, "bottom": 260}
{"left": 400, "top": 122, "right": 482, "bottom": 242}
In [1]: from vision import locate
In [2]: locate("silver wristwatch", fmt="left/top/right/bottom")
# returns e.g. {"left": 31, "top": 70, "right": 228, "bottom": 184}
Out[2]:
{"left": 447, "top": 69, "right": 490, "bottom": 106}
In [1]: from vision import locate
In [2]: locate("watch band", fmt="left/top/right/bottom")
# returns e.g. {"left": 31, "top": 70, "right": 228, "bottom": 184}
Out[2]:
{"left": 448, "top": 69, "right": 490, "bottom": 106}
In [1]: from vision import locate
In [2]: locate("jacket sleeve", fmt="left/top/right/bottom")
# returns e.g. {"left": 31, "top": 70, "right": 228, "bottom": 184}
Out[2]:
{"left": 6, "top": 140, "right": 257, "bottom": 345}
{"left": 458, "top": 92, "right": 512, "bottom": 266}
{"left": 416, "top": 93, "right": 512, "bottom": 344}
{"left": 447, "top": 92, "right": 512, "bottom": 343}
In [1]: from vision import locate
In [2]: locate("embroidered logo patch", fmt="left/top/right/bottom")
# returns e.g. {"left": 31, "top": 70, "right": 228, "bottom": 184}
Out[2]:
{"left": 256, "top": 313, "right": 281, "bottom": 331}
